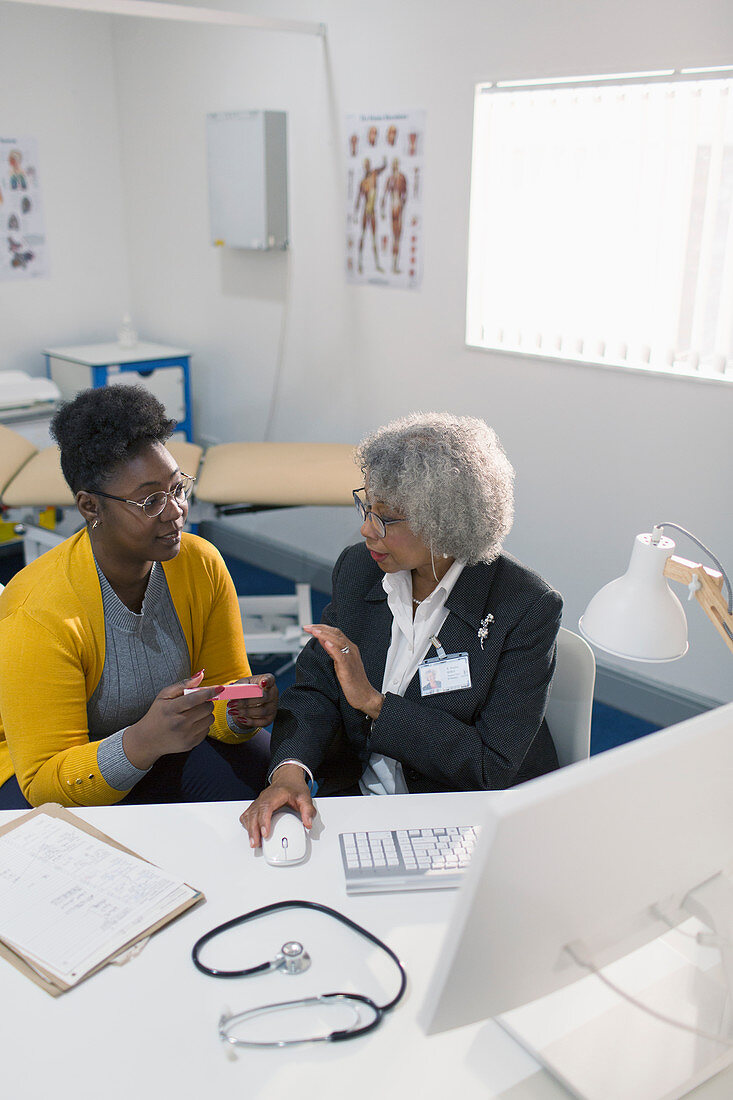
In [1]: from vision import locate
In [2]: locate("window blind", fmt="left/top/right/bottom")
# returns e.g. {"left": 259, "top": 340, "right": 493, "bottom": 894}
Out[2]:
{"left": 466, "top": 75, "right": 733, "bottom": 379}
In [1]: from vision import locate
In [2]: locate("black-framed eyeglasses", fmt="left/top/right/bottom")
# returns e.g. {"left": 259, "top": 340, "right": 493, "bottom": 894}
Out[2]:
{"left": 353, "top": 487, "right": 405, "bottom": 539}
{"left": 87, "top": 473, "right": 196, "bottom": 519}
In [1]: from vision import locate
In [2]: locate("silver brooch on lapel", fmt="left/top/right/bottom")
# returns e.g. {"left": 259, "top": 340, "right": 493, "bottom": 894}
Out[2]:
{"left": 478, "top": 612, "right": 494, "bottom": 650}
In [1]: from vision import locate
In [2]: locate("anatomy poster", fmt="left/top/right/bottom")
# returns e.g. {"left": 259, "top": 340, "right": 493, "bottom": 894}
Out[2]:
{"left": 345, "top": 111, "right": 424, "bottom": 289}
{"left": 0, "top": 136, "right": 48, "bottom": 282}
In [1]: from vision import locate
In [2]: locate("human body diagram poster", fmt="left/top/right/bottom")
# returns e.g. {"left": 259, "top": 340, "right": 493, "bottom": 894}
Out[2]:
{"left": 345, "top": 111, "right": 424, "bottom": 289}
{"left": 0, "top": 136, "right": 48, "bottom": 282}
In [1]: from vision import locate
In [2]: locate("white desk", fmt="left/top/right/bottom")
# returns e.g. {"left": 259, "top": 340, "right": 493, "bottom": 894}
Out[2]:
{"left": 0, "top": 794, "right": 730, "bottom": 1100}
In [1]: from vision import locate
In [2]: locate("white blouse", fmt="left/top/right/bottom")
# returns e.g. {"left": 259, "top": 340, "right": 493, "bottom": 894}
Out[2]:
{"left": 360, "top": 558, "right": 465, "bottom": 795}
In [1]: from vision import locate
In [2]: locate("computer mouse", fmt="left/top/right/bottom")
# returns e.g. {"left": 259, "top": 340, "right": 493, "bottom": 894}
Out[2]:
{"left": 262, "top": 810, "right": 308, "bottom": 866}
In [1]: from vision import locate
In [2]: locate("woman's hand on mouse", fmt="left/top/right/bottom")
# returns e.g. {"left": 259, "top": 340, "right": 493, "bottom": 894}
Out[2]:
{"left": 240, "top": 763, "right": 316, "bottom": 848}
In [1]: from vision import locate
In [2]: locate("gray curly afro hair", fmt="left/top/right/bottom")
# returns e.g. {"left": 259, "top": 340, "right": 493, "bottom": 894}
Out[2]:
{"left": 356, "top": 412, "right": 515, "bottom": 565}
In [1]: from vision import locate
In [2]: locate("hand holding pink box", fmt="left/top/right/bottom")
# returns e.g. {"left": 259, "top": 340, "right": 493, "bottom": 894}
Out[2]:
{"left": 183, "top": 685, "right": 264, "bottom": 700}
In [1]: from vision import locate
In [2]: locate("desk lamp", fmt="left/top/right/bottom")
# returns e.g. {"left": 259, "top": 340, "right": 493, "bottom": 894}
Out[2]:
{"left": 579, "top": 523, "right": 733, "bottom": 661}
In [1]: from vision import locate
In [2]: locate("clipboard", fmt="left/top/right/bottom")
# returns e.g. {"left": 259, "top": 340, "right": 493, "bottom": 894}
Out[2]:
{"left": 0, "top": 802, "right": 205, "bottom": 997}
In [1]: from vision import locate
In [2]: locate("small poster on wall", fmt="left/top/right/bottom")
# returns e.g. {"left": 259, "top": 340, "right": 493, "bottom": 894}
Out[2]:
{"left": 345, "top": 110, "right": 425, "bottom": 289}
{"left": 0, "top": 136, "right": 48, "bottom": 282}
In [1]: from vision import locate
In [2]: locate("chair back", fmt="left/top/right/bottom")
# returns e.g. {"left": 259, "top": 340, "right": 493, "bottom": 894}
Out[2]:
{"left": 545, "top": 627, "right": 595, "bottom": 767}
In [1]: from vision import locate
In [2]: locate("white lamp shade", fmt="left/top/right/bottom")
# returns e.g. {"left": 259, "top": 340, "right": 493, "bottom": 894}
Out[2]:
{"left": 579, "top": 533, "right": 689, "bottom": 662}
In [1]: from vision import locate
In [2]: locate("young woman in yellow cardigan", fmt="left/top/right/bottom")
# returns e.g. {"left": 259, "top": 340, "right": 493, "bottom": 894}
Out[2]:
{"left": 0, "top": 386, "right": 277, "bottom": 809}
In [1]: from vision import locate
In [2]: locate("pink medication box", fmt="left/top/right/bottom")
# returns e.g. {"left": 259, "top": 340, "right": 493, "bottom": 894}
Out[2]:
{"left": 184, "top": 685, "right": 263, "bottom": 699}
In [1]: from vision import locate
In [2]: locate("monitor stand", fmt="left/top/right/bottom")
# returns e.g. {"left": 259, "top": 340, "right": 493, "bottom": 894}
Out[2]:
{"left": 497, "top": 875, "right": 733, "bottom": 1100}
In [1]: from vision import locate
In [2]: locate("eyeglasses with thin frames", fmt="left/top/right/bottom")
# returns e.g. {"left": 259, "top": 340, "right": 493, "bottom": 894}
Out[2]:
{"left": 353, "top": 487, "right": 405, "bottom": 539}
{"left": 87, "top": 473, "right": 196, "bottom": 519}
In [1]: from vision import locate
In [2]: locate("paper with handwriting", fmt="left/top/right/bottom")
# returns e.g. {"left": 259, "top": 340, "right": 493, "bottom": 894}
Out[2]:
{"left": 0, "top": 814, "right": 196, "bottom": 984}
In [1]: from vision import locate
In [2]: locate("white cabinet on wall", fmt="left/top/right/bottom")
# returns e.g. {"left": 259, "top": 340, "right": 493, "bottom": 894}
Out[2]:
{"left": 206, "top": 110, "right": 288, "bottom": 251}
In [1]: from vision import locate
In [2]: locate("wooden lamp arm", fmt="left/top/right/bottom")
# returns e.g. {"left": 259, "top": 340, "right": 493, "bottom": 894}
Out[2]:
{"left": 664, "top": 555, "right": 733, "bottom": 656}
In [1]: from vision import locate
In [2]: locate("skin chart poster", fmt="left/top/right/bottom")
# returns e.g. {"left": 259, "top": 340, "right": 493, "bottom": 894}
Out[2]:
{"left": 345, "top": 110, "right": 425, "bottom": 290}
{"left": 0, "top": 136, "right": 48, "bottom": 282}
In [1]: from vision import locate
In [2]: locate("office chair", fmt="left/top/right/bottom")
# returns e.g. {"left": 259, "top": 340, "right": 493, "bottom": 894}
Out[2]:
{"left": 545, "top": 627, "right": 596, "bottom": 767}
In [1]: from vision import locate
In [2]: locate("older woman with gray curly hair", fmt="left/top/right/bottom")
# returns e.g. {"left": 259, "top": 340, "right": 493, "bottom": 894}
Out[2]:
{"left": 242, "top": 412, "right": 562, "bottom": 845}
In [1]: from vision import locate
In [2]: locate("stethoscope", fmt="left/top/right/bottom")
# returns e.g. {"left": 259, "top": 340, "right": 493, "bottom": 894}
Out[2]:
{"left": 192, "top": 899, "right": 407, "bottom": 1049}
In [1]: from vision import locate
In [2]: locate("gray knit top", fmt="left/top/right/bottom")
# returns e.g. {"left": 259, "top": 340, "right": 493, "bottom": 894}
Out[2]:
{"left": 88, "top": 560, "right": 190, "bottom": 791}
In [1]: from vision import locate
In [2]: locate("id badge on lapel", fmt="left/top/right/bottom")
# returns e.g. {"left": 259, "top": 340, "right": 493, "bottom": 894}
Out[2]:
{"left": 418, "top": 652, "right": 471, "bottom": 696}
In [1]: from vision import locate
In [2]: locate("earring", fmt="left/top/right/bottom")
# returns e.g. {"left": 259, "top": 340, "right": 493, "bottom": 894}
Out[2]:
{"left": 430, "top": 545, "right": 438, "bottom": 582}
{"left": 91, "top": 519, "right": 99, "bottom": 531}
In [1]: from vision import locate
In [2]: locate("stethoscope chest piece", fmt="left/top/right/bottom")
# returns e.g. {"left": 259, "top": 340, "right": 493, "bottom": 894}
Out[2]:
{"left": 276, "top": 940, "right": 311, "bottom": 975}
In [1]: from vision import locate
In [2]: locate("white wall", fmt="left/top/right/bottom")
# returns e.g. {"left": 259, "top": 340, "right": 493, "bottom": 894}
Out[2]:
{"left": 0, "top": 5, "right": 129, "bottom": 371}
{"left": 111, "top": 0, "right": 733, "bottom": 706}
{"left": 1, "top": 0, "right": 732, "bottom": 708}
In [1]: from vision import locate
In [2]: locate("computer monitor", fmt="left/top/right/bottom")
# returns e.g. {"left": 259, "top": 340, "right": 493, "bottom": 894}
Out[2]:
{"left": 419, "top": 701, "right": 733, "bottom": 1100}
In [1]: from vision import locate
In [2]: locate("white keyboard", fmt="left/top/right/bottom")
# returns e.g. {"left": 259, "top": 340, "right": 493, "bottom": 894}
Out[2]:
{"left": 339, "top": 825, "right": 480, "bottom": 895}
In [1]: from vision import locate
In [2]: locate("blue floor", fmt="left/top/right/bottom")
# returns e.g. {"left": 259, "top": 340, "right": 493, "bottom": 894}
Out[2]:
{"left": 0, "top": 545, "right": 661, "bottom": 754}
{"left": 589, "top": 701, "right": 660, "bottom": 756}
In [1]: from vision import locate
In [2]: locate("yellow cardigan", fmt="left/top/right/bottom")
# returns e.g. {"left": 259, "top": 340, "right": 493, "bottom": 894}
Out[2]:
{"left": 0, "top": 529, "right": 252, "bottom": 807}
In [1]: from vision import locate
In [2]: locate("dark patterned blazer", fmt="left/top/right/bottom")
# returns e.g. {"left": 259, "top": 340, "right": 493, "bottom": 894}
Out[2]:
{"left": 269, "top": 542, "right": 563, "bottom": 794}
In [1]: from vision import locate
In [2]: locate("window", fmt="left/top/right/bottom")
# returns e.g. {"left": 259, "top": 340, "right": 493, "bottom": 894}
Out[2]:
{"left": 466, "top": 71, "right": 733, "bottom": 380}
